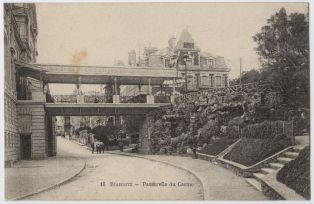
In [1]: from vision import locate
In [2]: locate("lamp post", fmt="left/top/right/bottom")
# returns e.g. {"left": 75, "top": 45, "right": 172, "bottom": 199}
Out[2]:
{"left": 190, "top": 114, "right": 198, "bottom": 159}
{"left": 183, "top": 54, "right": 189, "bottom": 93}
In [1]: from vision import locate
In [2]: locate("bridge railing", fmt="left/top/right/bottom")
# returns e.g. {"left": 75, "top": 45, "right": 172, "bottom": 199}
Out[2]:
{"left": 51, "top": 94, "right": 172, "bottom": 104}
{"left": 84, "top": 95, "right": 111, "bottom": 103}
{"left": 52, "top": 95, "right": 77, "bottom": 103}
{"left": 120, "top": 95, "right": 147, "bottom": 103}
{"left": 154, "top": 95, "right": 171, "bottom": 103}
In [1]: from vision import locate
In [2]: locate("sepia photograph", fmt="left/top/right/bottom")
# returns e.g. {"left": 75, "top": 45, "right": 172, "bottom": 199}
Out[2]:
{"left": 3, "top": 1, "right": 310, "bottom": 201}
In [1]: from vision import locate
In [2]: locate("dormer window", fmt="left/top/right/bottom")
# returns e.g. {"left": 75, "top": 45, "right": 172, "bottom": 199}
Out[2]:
{"left": 209, "top": 59, "right": 214, "bottom": 67}
{"left": 183, "top": 42, "right": 194, "bottom": 49}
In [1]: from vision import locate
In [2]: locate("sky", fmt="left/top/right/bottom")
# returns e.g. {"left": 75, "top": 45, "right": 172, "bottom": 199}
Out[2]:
{"left": 35, "top": 3, "right": 308, "bottom": 94}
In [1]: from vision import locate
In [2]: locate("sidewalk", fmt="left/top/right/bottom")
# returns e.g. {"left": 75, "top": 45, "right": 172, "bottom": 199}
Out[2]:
{"left": 5, "top": 138, "right": 87, "bottom": 200}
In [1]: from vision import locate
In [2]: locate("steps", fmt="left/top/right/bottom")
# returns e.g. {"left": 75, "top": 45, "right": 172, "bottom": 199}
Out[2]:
{"left": 293, "top": 146, "right": 304, "bottom": 152}
{"left": 245, "top": 146, "right": 305, "bottom": 193}
{"left": 269, "top": 162, "right": 284, "bottom": 170}
{"left": 245, "top": 178, "right": 262, "bottom": 191}
{"left": 277, "top": 157, "right": 293, "bottom": 164}
{"left": 261, "top": 167, "right": 275, "bottom": 174}
{"left": 284, "top": 151, "right": 299, "bottom": 159}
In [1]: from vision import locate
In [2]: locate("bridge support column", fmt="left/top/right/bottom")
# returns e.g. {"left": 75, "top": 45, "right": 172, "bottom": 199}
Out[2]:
{"left": 113, "top": 95, "right": 120, "bottom": 104}
{"left": 31, "top": 104, "right": 47, "bottom": 159}
{"left": 77, "top": 95, "right": 84, "bottom": 103}
{"left": 138, "top": 115, "right": 152, "bottom": 154}
{"left": 47, "top": 116, "right": 57, "bottom": 157}
{"left": 147, "top": 78, "right": 154, "bottom": 104}
{"left": 146, "top": 95, "right": 154, "bottom": 104}
{"left": 113, "top": 77, "right": 120, "bottom": 104}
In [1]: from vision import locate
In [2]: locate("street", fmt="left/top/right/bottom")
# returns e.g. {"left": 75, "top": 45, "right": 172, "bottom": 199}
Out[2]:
{"left": 25, "top": 137, "right": 203, "bottom": 200}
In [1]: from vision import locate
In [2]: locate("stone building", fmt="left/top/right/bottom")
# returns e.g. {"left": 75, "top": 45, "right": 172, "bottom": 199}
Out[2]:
{"left": 4, "top": 3, "right": 39, "bottom": 165}
{"left": 121, "top": 29, "right": 230, "bottom": 97}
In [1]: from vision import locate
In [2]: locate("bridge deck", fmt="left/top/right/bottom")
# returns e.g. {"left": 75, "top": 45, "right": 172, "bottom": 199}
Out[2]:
{"left": 16, "top": 62, "right": 178, "bottom": 85}
{"left": 44, "top": 103, "right": 170, "bottom": 116}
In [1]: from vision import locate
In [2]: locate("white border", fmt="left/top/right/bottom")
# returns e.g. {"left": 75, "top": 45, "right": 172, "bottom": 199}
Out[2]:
{"left": 0, "top": 1, "right": 312, "bottom": 204}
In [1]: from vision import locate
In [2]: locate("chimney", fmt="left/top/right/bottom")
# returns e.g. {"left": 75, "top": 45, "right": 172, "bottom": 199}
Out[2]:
{"left": 168, "top": 36, "right": 176, "bottom": 49}
{"left": 128, "top": 50, "right": 136, "bottom": 67}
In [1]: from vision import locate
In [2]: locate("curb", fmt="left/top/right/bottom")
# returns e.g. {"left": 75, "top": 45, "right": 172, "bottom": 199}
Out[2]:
{"left": 11, "top": 159, "right": 87, "bottom": 201}
{"left": 106, "top": 151, "right": 206, "bottom": 200}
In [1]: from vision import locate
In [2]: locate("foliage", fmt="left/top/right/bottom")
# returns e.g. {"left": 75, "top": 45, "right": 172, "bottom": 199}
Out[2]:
{"left": 229, "top": 69, "right": 262, "bottom": 86}
{"left": 242, "top": 120, "right": 284, "bottom": 139}
{"left": 223, "top": 137, "right": 291, "bottom": 166}
{"left": 277, "top": 146, "right": 310, "bottom": 199}
{"left": 253, "top": 8, "right": 309, "bottom": 107}
{"left": 198, "top": 119, "right": 220, "bottom": 142}
{"left": 199, "top": 138, "right": 237, "bottom": 156}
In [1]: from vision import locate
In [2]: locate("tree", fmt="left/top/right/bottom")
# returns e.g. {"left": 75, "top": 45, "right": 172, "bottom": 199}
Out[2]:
{"left": 253, "top": 8, "right": 309, "bottom": 107}
{"left": 229, "top": 69, "right": 261, "bottom": 85}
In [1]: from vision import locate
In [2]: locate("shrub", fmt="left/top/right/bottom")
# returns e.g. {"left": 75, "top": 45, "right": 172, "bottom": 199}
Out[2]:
{"left": 223, "top": 137, "right": 291, "bottom": 166}
{"left": 199, "top": 138, "right": 237, "bottom": 156}
{"left": 277, "top": 146, "right": 310, "bottom": 199}
{"left": 242, "top": 120, "right": 284, "bottom": 139}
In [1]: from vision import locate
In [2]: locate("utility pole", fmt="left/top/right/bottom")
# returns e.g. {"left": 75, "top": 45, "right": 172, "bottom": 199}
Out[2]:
{"left": 138, "top": 42, "right": 141, "bottom": 67}
{"left": 239, "top": 57, "right": 242, "bottom": 85}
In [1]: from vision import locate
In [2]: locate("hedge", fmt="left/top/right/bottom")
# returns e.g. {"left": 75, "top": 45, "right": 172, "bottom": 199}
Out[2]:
{"left": 223, "top": 137, "right": 291, "bottom": 166}
{"left": 199, "top": 138, "right": 237, "bottom": 156}
{"left": 242, "top": 120, "right": 284, "bottom": 139}
{"left": 277, "top": 146, "right": 310, "bottom": 199}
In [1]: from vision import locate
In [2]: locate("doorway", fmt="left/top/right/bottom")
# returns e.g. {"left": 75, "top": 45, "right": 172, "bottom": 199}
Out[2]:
{"left": 20, "top": 135, "right": 31, "bottom": 159}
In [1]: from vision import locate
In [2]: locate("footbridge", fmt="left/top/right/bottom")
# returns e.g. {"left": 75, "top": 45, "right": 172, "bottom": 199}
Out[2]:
{"left": 15, "top": 61, "right": 179, "bottom": 159}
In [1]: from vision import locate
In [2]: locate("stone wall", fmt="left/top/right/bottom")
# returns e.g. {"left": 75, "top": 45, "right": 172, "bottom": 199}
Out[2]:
{"left": 4, "top": 4, "right": 38, "bottom": 165}
{"left": 146, "top": 82, "right": 283, "bottom": 154}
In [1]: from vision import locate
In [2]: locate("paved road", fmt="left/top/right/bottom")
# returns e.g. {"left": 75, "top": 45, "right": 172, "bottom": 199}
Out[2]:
{"left": 26, "top": 138, "right": 203, "bottom": 200}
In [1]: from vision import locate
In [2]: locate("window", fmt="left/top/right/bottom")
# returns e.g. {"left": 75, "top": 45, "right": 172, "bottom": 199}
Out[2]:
{"left": 183, "top": 42, "right": 194, "bottom": 49}
{"left": 186, "top": 59, "right": 193, "bottom": 66}
{"left": 224, "top": 75, "right": 228, "bottom": 87}
{"left": 215, "top": 76, "right": 222, "bottom": 87}
{"left": 209, "top": 74, "right": 214, "bottom": 87}
{"left": 165, "top": 59, "right": 170, "bottom": 68}
{"left": 209, "top": 59, "right": 214, "bottom": 67}
{"left": 201, "top": 76, "right": 209, "bottom": 87}
{"left": 18, "top": 22, "right": 27, "bottom": 41}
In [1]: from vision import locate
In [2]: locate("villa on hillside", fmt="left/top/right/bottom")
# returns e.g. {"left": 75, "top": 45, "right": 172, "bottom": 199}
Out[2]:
{"left": 121, "top": 29, "right": 230, "bottom": 97}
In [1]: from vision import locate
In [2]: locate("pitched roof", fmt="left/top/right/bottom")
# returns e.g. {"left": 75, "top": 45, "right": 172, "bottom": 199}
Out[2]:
{"left": 175, "top": 29, "right": 195, "bottom": 50}
{"left": 200, "top": 51, "right": 216, "bottom": 58}
{"left": 215, "top": 56, "right": 228, "bottom": 69}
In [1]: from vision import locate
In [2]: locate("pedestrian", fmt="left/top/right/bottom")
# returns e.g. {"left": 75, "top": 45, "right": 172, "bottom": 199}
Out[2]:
{"left": 118, "top": 130, "right": 124, "bottom": 152}
{"left": 90, "top": 134, "right": 95, "bottom": 154}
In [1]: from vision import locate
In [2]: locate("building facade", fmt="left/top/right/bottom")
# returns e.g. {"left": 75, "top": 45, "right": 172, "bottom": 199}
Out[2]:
{"left": 121, "top": 29, "right": 230, "bottom": 97}
{"left": 4, "top": 3, "right": 38, "bottom": 166}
